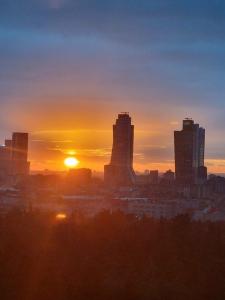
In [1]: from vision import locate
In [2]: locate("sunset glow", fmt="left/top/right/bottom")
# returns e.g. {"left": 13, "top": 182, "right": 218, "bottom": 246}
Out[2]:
{"left": 67, "top": 150, "right": 77, "bottom": 156}
{"left": 64, "top": 157, "right": 79, "bottom": 169}
{"left": 1, "top": 1, "right": 225, "bottom": 175}
{"left": 1, "top": 2, "right": 225, "bottom": 299}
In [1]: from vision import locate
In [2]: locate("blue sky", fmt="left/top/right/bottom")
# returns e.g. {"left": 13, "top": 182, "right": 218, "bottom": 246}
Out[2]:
{"left": 0, "top": 0, "right": 225, "bottom": 171}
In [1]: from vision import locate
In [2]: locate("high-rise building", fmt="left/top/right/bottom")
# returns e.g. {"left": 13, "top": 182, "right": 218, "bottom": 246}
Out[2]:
{"left": 11, "top": 132, "right": 30, "bottom": 176}
{"left": 0, "top": 140, "right": 12, "bottom": 179}
{"left": 104, "top": 113, "right": 136, "bottom": 186}
{"left": 162, "top": 169, "right": 175, "bottom": 184}
{"left": 149, "top": 170, "right": 159, "bottom": 184}
{"left": 174, "top": 118, "right": 207, "bottom": 185}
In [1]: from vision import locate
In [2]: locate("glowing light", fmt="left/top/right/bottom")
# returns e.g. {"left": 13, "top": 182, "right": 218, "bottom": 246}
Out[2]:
{"left": 56, "top": 213, "right": 67, "bottom": 220}
{"left": 67, "top": 150, "right": 76, "bottom": 155}
{"left": 64, "top": 157, "right": 79, "bottom": 168}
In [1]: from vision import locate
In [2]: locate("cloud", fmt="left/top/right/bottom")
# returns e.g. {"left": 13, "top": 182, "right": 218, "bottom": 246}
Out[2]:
{"left": 1, "top": 0, "right": 225, "bottom": 41}
{"left": 0, "top": 0, "right": 225, "bottom": 172}
{"left": 48, "top": 0, "right": 67, "bottom": 10}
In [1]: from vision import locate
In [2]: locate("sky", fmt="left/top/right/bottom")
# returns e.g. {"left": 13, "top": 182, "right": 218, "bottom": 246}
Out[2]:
{"left": 1, "top": 0, "right": 225, "bottom": 173}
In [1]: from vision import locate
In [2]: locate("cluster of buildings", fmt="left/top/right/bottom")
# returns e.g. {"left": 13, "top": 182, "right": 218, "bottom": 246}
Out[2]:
{"left": 104, "top": 113, "right": 208, "bottom": 192}
{"left": 0, "top": 114, "right": 225, "bottom": 221}
{"left": 0, "top": 113, "right": 209, "bottom": 190}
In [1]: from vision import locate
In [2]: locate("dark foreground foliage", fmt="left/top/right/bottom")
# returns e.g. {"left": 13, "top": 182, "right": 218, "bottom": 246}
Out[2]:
{"left": 0, "top": 210, "right": 225, "bottom": 300}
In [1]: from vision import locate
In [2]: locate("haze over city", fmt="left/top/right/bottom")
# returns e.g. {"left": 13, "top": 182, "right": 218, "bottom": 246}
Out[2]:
{"left": 1, "top": 0, "right": 225, "bottom": 172}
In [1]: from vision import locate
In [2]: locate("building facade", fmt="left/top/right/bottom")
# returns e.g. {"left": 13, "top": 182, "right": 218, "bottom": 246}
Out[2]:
{"left": 104, "top": 113, "right": 136, "bottom": 186}
{"left": 11, "top": 133, "right": 30, "bottom": 176}
{"left": 0, "top": 140, "right": 12, "bottom": 180}
{"left": 174, "top": 119, "right": 207, "bottom": 185}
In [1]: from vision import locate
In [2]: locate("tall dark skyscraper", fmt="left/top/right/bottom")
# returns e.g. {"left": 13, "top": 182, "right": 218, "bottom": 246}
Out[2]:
{"left": 11, "top": 132, "right": 30, "bottom": 176}
{"left": 104, "top": 113, "right": 136, "bottom": 186}
{"left": 174, "top": 119, "right": 207, "bottom": 185}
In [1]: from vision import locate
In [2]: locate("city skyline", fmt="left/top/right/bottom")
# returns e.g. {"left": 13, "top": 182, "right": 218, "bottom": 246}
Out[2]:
{"left": 1, "top": 2, "right": 225, "bottom": 299}
{"left": 1, "top": 115, "right": 225, "bottom": 175}
{"left": 1, "top": 1, "right": 225, "bottom": 172}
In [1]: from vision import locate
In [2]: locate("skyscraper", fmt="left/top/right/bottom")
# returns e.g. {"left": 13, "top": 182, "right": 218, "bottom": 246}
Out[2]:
{"left": 174, "top": 118, "right": 207, "bottom": 185}
{"left": 0, "top": 140, "right": 12, "bottom": 180}
{"left": 11, "top": 132, "right": 30, "bottom": 176}
{"left": 104, "top": 113, "right": 136, "bottom": 186}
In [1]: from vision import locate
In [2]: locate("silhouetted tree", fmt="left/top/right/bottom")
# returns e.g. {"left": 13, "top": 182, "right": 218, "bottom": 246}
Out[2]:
{"left": 0, "top": 211, "right": 224, "bottom": 300}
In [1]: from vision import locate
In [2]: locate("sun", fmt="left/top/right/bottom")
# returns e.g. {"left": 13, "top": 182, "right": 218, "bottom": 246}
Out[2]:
{"left": 64, "top": 156, "right": 79, "bottom": 168}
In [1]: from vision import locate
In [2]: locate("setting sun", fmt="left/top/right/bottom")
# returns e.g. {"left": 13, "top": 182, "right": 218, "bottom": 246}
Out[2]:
{"left": 64, "top": 157, "right": 79, "bottom": 168}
